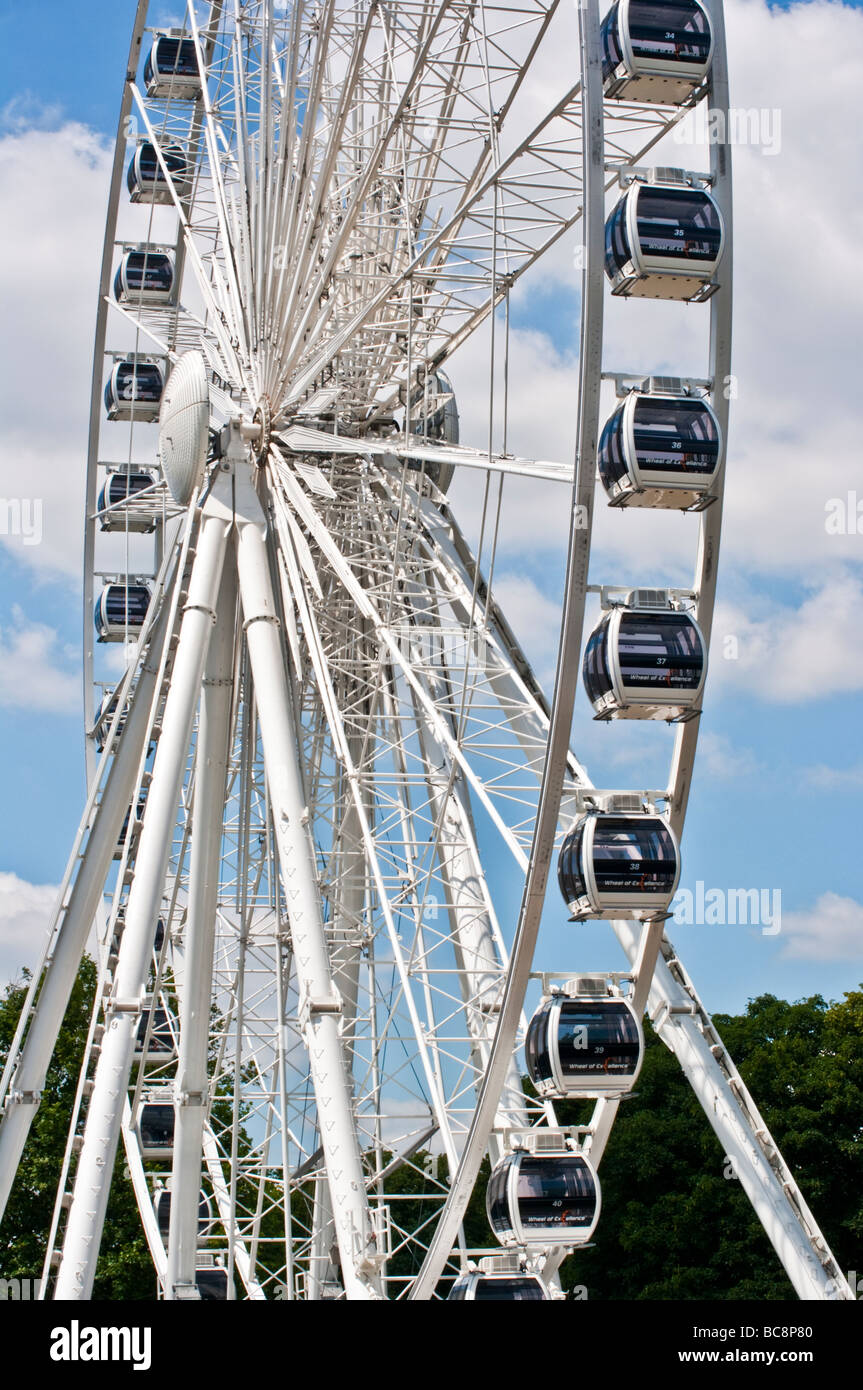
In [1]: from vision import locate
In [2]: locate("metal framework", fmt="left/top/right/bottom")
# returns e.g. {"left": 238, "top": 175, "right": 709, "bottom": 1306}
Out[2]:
{"left": 0, "top": 0, "right": 851, "bottom": 1301}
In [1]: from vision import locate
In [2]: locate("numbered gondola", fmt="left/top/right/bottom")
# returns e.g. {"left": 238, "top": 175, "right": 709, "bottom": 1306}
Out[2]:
{"left": 605, "top": 176, "right": 724, "bottom": 300}
{"left": 127, "top": 141, "right": 192, "bottom": 205}
{"left": 526, "top": 991, "right": 644, "bottom": 1097}
{"left": 558, "top": 811, "right": 680, "bottom": 918}
{"left": 94, "top": 583, "right": 152, "bottom": 642}
{"left": 602, "top": 0, "right": 713, "bottom": 103}
{"left": 104, "top": 358, "right": 165, "bottom": 423}
{"left": 598, "top": 389, "right": 722, "bottom": 509}
{"left": 113, "top": 249, "right": 175, "bottom": 306}
{"left": 97, "top": 470, "right": 158, "bottom": 533}
{"left": 408, "top": 368, "right": 459, "bottom": 492}
{"left": 195, "top": 1264, "right": 229, "bottom": 1300}
{"left": 114, "top": 790, "right": 148, "bottom": 859}
{"left": 486, "top": 1150, "right": 600, "bottom": 1247}
{"left": 137, "top": 1095, "right": 175, "bottom": 1160}
{"left": 582, "top": 605, "right": 706, "bottom": 721}
{"left": 447, "top": 1271, "right": 550, "bottom": 1301}
{"left": 152, "top": 1188, "right": 213, "bottom": 1241}
{"left": 144, "top": 36, "right": 202, "bottom": 99}
{"left": 134, "top": 1006, "right": 176, "bottom": 1058}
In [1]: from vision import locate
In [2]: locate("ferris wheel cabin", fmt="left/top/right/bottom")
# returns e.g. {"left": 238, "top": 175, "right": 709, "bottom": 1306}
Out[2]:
{"left": 602, "top": 0, "right": 713, "bottom": 104}
{"left": 134, "top": 1006, "right": 176, "bottom": 1058}
{"left": 605, "top": 174, "right": 724, "bottom": 300}
{"left": 582, "top": 599, "right": 706, "bottom": 721}
{"left": 144, "top": 36, "right": 202, "bottom": 99}
{"left": 93, "top": 687, "right": 127, "bottom": 752}
{"left": 447, "top": 1271, "right": 550, "bottom": 1300}
{"left": 152, "top": 1188, "right": 213, "bottom": 1241}
{"left": 408, "top": 368, "right": 459, "bottom": 492}
{"left": 599, "top": 387, "right": 722, "bottom": 508}
{"left": 526, "top": 984, "right": 644, "bottom": 1098}
{"left": 127, "top": 141, "right": 192, "bottom": 205}
{"left": 558, "top": 809, "right": 680, "bottom": 918}
{"left": 97, "top": 470, "right": 158, "bottom": 533}
{"left": 195, "top": 1263, "right": 229, "bottom": 1300}
{"left": 487, "top": 1149, "right": 600, "bottom": 1247}
{"left": 104, "top": 359, "right": 165, "bottom": 423}
{"left": 94, "top": 583, "right": 151, "bottom": 642}
{"left": 113, "top": 249, "right": 175, "bottom": 306}
{"left": 136, "top": 1095, "right": 175, "bottom": 1160}
{"left": 115, "top": 791, "right": 148, "bottom": 858}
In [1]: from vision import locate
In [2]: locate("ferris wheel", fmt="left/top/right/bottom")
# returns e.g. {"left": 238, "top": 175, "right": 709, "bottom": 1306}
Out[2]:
{"left": 0, "top": 0, "right": 853, "bottom": 1302}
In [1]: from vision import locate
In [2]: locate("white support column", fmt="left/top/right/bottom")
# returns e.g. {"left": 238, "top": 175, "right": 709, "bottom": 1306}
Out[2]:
{"left": 308, "top": 1179, "right": 339, "bottom": 1302}
{"left": 612, "top": 919, "right": 851, "bottom": 1300}
{"left": 0, "top": 596, "right": 173, "bottom": 1223}
{"left": 55, "top": 500, "right": 231, "bottom": 1300}
{"left": 309, "top": 725, "right": 368, "bottom": 1301}
{"left": 167, "top": 561, "right": 238, "bottom": 1299}
{"left": 232, "top": 468, "right": 379, "bottom": 1301}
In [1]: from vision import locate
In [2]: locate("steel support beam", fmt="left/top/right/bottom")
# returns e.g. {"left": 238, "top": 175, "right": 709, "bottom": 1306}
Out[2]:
{"left": 232, "top": 462, "right": 380, "bottom": 1300}
{"left": 55, "top": 500, "right": 231, "bottom": 1298}
{"left": 167, "top": 561, "right": 238, "bottom": 1298}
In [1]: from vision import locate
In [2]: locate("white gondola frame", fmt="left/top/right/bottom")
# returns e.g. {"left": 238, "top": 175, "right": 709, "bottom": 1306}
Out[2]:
{"left": 529, "top": 992, "right": 646, "bottom": 1099}
{"left": 97, "top": 469, "right": 160, "bottom": 533}
{"left": 113, "top": 247, "right": 176, "bottom": 306}
{"left": 604, "top": 389, "right": 723, "bottom": 508}
{"left": 562, "top": 810, "right": 681, "bottom": 919}
{"left": 127, "top": 141, "right": 193, "bottom": 205}
{"left": 605, "top": 0, "right": 714, "bottom": 104}
{"left": 608, "top": 178, "right": 725, "bottom": 301}
{"left": 448, "top": 1270, "right": 551, "bottom": 1300}
{"left": 489, "top": 1150, "right": 601, "bottom": 1248}
{"left": 144, "top": 34, "right": 203, "bottom": 100}
{"left": 135, "top": 1092, "right": 175, "bottom": 1162}
{"left": 104, "top": 357, "right": 165, "bottom": 423}
{"left": 589, "top": 604, "right": 707, "bottom": 721}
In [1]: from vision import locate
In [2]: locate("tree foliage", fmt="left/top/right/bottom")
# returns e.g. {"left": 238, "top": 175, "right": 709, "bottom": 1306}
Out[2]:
{"left": 2, "top": 960, "right": 860, "bottom": 1301}
{"left": 558, "top": 990, "right": 863, "bottom": 1299}
{"left": 0, "top": 959, "right": 154, "bottom": 1299}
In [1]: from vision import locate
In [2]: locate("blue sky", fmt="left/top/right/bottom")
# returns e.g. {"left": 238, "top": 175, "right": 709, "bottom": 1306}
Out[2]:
{"left": 0, "top": 0, "right": 862, "bottom": 1017}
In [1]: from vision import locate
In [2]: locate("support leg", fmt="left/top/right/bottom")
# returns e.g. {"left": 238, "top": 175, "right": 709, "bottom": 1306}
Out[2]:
{"left": 233, "top": 486, "right": 379, "bottom": 1301}
{"left": 166, "top": 562, "right": 238, "bottom": 1298}
{"left": 55, "top": 507, "right": 231, "bottom": 1299}
{"left": 0, "top": 596, "right": 172, "bottom": 1224}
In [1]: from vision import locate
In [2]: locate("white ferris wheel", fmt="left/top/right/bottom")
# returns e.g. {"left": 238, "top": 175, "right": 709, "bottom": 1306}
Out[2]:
{"left": 0, "top": 0, "right": 853, "bottom": 1302}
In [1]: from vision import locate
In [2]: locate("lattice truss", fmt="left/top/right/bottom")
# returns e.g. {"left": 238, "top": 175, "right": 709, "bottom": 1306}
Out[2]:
{"left": 0, "top": 1, "right": 716, "bottom": 1302}
{"left": 128, "top": 0, "right": 689, "bottom": 421}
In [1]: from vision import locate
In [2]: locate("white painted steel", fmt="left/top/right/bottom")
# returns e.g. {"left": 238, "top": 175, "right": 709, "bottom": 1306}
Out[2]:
{"left": 56, "top": 501, "right": 230, "bottom": 1297}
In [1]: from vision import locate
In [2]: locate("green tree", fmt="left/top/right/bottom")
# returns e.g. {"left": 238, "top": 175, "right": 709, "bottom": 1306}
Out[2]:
{"left": 557, "top": 989, "right": 863, "bottom": 1300}
{"left": 0, "top": 958, "right": 155, "bottom": 1299}
{"left": 3, "top": 969, "right": 861, "bottom": 1301}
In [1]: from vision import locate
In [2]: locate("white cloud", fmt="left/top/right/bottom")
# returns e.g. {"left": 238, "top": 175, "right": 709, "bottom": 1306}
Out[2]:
{"left": 780, "top": 892, "right": 863, "bottom": 962}
{"left": 490, "top": 572, "right": 563, "bottom": 688}
{"left": 697, "top": 731, "right": 761, "bottom": 780}
{"left": 711, "top": 573, "right": 863, "bottom": 702}
{"left": 0, "top": 871, "right": 58, "bottom": 987}
{"left": 804, "top": 762, "right": 863, "bottom": 790}
{"left": 0, "top": 605, "right": 80, "bottom": 712}
{"left": 448, "top": 0, "right": 863, "bottom": 594}
{"left": 0, "top": 123, "right": 112, "bottom": 580}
